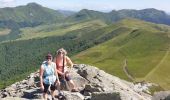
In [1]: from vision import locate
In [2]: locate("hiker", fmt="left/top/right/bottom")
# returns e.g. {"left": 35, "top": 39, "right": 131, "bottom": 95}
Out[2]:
{"left": 54, "top": 48, "right": 78, "bottom": 92}
{"left": 39, "top": 53, "right": 60, "bottom": 100}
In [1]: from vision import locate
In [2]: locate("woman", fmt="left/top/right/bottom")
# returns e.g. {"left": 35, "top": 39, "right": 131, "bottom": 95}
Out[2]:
{"left": 39, "top": 53, "right": 60, "bottom": 100}
{"left": 54, "top": 48, "right": 78, "bottom": 92}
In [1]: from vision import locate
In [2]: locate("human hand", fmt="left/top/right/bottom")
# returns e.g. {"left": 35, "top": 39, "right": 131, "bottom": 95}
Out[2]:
{"left": 40, "top": 84, "right": 44, "bottom": 91}
{"left": 56, "top": 80, "right": 60, "bottom": 86}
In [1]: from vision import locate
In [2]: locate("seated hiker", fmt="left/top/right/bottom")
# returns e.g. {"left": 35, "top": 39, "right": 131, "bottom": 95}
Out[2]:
{"left": 39, "top": 53, "right": 60, "bottom": 100}
{"left": 53, "top": 48, "right": 78, "bottom": 92}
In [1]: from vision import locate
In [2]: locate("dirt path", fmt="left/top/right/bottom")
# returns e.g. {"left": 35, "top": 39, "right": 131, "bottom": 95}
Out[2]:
{"left": 145, "top": 46, "right": 170, "bottom": 79}
{"left": 123, "top": 59, "right": 135, "bottom": 81}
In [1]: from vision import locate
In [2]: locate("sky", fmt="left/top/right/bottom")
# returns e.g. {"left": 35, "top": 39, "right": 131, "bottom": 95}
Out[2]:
{"left": 0, "top": 0, "right": 169, "bottom": 13}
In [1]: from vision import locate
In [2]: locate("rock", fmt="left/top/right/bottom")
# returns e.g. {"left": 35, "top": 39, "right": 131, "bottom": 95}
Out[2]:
{"left": 152, "top": 91, "right": 170, "bottom": 100}
{"left": 27, "top": 78, "right": 35, "bottom": 86}
{"left": 1, "top": 92, "right": 9, "bottom": 98}
{"left": 84, "top": 91, "right": 92, "bottom": 96}
{"left": 75, "top": 64, "right": 152, "bottom": 100}
{"left": 1, "top": 97, "right": 30, "bottom": 100}
{"left": 84, "top": 84, "right": 102, "bottom": 92}
{"left": 91, "top": 92, "right": 121, "bottom": 100}
{"left": 62, "top": 91, "right": 84, "bottom": 100}
{"left": 22, "top": 88, "right": 42, "bottom": 99}
{"left": 70, "top": 68, "right": 88, "bottom": 90}
{"left": 0, "top": 64, "right": 153, "bottom": 100}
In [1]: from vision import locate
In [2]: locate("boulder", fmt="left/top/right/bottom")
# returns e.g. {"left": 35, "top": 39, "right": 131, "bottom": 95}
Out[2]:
{"left": 62, "top": 91, "right": 84, "bottom": 100}
{"left": 91, "top": 92, "right": 121, "bottom": 100}
{"left": 0, "top": 64, "right": 153, "bottom": 100}
{"left": 152, "top": 91, "right": 170, "bottom": 100}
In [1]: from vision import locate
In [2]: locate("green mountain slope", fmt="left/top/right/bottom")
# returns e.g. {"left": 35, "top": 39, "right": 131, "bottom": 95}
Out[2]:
{"left": 0, "top": 19, "right": 108, "bottom": 89}
{"left": 0, "top": 3, "right": 65, "bottom": 42}
{"left": 0, "top": 3, "right": 64, "bottom": 24}
{"left": 18, "top": 20, "right": 107, "bottom": 40}
{"left": 72, "top": 19, "right": 170, "bottom": 90}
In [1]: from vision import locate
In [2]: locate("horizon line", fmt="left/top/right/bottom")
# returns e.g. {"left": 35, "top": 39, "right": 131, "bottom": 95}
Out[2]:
{"left": 0, "top": 2, "right": 169, "bottom": 13}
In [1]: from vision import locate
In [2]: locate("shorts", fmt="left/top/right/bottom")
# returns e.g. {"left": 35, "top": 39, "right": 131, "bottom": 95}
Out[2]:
{"left": 59, "top": 73, "right": 71, "bottom": 81}
{"left": 43, "top": 83, "right": 56, "bottom": 93}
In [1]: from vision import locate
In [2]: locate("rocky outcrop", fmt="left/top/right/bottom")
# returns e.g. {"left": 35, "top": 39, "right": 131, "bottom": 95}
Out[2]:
{"left": 0, "top": 64, "right": 152, "bottom": 100}
{"left": 152, "top": 91, "right": 170, "bottom": 100}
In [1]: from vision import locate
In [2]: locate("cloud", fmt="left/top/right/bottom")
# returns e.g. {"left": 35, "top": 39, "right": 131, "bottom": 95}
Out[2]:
{"left": 0, "top": 0, "right": 15, "bottom": 8}
{"left": 0, "top": 0, "right": 15, "bottom": 3}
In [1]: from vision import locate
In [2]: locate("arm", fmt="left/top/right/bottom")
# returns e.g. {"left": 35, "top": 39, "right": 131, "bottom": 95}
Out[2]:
{"left": 66, "top": 56, "right": 74, "bottom": 68}
{"left": 39, "top": 65, "right": 44, "bottom": 90}
{"left": 57, "top": 70, "right": 64, "bottom": 75}
{"left": 54, "top": 64, "right": 59, "bottom": 81}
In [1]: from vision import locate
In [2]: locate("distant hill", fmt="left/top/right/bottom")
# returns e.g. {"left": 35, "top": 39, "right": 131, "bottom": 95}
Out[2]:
{"left": 0, "top": 3, "right": 65, "bottom": 42}
{"left": 66, "top": 9, "right": 110, "bottom": 23}
{"left": 0, "top": 3, "right": 64, "bottom": 25}
{"left": 58, "top": 10, "right": 76, "bottom": 17}
{"left": 67, "top": 8, "right": 170, "bottom": 25}
{"left": 0, "top": 3, "right": 170, "bottom": 92}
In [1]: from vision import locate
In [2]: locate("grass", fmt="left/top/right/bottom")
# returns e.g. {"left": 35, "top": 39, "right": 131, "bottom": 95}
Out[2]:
{"left": 73, "top": 19, "right": 170, "bottom": 90}
{"left": 145, "top": 47, "right": 170, "bottom": 90}
{"left": 1, "top": 18, "right": 170, "bottom": 91}
{"left": 18, "top": 20, "right": 107, "bottom": 40}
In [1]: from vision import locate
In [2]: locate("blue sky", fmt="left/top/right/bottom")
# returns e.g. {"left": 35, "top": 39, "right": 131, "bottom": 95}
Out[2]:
{"left": 0, "top": 0, "right": 169, "bottom": 12}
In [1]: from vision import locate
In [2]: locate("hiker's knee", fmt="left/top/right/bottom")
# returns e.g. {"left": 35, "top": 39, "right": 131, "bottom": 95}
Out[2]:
{"left": 65, "top": 74, "right": 71, "bottom": 81}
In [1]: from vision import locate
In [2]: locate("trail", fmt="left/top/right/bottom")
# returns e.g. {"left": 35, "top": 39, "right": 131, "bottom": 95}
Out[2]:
{"left": 123, "top": 59, "right": 135, "bottom": 81}
{"left": 145, "top": 46, "right": 170, "bottom": 79}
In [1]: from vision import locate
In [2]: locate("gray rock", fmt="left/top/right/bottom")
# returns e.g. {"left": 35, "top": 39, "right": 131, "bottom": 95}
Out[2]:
{"left": 91, "top": 92, "right": 121, "bottom": 100}
{"left": 152, "top": 91, "right": 170, "bottom": 100}
{"left": 27, "top": 78, "right": 35, "bottom": 86}
{"left": 84, "top": 84, "right": 102, "bottom": 92}
{"left": 1, "top": 92, "right": 9, "bottom": 98}
{"left": 62, "top": 91, "right": 84, "bottom": 100}
{"left": 0, "top": 64, "right": 153, "bottom": 100}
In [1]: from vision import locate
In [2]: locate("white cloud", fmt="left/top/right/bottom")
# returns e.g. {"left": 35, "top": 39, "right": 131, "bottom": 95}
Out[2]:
{"left": 0, "top": 0, "right": 15, "bottom": 8}
{"left": 0, "top": 0, "right": 15, "bottom": 3}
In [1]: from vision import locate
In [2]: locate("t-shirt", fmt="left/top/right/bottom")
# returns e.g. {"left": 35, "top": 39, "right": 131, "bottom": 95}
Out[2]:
{"left": 41, "top": 61, "right": 56, "bottom": 85}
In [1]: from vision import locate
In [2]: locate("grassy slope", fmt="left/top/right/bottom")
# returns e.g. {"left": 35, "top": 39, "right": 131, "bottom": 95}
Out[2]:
{"left": 145, "top": 33, "right": 170, "bottom": 90}
{"left": 18, "top": 20, "right": 107, "bottom": 40}
{"left": 0, "top": 20, "right": 108, "bottom": 89}
{"left": 72, "top": 19, "right": 170, "bottom": 89}
{"left": 0, "top": 18, "right": 170, "bottom": 90}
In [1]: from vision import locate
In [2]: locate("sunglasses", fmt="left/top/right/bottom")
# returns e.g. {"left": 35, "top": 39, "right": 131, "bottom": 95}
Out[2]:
{"left": 46, "top": 57, "right": 52, "bottom": 60}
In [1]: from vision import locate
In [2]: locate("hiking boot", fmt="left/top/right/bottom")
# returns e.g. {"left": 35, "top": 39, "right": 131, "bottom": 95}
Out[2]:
{"left": 71, "top": 88, "right": 79, "bottom": 92}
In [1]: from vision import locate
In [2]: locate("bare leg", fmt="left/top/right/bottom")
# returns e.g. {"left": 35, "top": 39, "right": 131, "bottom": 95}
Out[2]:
{"left": 43, "top": 93, "right": 48, "bottom": 100}
{"left": 51, "top": 90, "right": 55, "bottom": 98}
{"left": 68, "top": 80, "right": 76, "bottom": 89}
{"left": 56, "top": 81, "right": 61, "bottom": 94}
{"left": 65, "top": 73, "right": 78, "bottom": 91}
